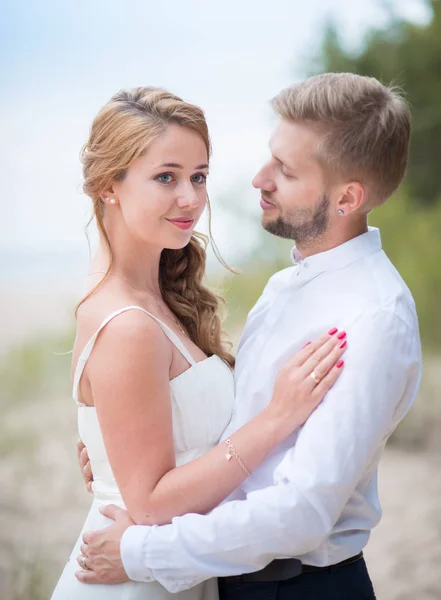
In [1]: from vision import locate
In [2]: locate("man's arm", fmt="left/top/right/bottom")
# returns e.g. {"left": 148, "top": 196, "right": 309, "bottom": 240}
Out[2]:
{"left": 77, "top": 440, "right": 93, "bottom": 493}
{"left": 121, "top": 308, "right": 421, "bottom": 592}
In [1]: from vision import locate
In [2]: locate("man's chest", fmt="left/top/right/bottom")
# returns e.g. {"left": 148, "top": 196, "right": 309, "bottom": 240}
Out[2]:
{"left": 232, "top": 273, "right": 364, "bottom": 419}
{"left": 239, "top": 287, "right": 335, "bottom": 369}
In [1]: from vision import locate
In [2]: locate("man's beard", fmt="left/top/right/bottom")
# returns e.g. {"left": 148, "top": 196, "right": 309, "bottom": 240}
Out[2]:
{"left": 262, "top": 194, "right": 331, "bottom": 244}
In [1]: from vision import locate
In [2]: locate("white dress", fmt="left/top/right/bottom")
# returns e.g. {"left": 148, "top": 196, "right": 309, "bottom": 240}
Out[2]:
{"left": 51, "top": 306, "right": 235, "bottom": 599}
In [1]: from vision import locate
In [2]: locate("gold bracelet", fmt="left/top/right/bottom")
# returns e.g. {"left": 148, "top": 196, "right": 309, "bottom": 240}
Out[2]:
{"left": 225, "top": 438, "right": 251, "bottom": 476}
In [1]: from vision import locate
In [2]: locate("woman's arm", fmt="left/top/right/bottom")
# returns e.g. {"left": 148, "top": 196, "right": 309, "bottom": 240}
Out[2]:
{"left": 86, "top": 311, "right": 346, "bottom": 526}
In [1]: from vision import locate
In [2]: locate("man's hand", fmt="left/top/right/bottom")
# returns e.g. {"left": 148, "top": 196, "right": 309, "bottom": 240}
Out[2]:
{"left": 75, "top": 504, "right": 135, "bottom": 584}
{"left": 77, "top": 439, "right": 93, "bottom": 493}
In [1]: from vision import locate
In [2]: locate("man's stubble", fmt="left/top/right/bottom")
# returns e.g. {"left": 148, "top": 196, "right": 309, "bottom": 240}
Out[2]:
{"left": 262, "top": 194, "right": 331, "bottom": 246}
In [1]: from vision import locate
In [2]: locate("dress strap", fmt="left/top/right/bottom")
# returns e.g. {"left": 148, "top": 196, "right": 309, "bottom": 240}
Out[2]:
{"left": 72, "top": 305, "right": 196, "bottom": 406}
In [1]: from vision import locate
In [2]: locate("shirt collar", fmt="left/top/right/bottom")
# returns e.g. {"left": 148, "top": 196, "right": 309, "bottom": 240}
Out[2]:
{"left": 290, "top": 227, "right": 382, "bottom": 275}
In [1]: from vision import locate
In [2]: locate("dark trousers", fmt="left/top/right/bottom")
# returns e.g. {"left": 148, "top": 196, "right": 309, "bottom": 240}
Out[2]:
{"left": 218, "top": 556, "right": 376, "bottom": 600}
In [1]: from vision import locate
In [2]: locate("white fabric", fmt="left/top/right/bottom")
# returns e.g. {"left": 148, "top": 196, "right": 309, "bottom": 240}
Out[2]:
{"left": 51, "top": 306, "right": 235, "bottom": 599}
{"left": 121, "top": 227, "right": 422, "bottom": 593}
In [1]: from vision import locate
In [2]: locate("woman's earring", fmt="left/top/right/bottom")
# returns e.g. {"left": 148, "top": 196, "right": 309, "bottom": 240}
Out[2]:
{"left": 337, "top": 209, "right": 344, "bottom": 216}
{"left": 107, "top": 198, "right": 116, "bottom": 205}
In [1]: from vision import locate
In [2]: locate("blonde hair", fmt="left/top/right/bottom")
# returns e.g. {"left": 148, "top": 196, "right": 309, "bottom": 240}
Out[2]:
{"left": 78, "top": 87, "right": 234, "bottom": 367}
{"left": 272, "top": 73, "right": 411, "bottom": 210}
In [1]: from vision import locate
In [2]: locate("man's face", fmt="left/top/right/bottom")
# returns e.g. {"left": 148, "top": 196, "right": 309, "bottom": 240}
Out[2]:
{"left": 253, "top": 119, "right": 331, "bottom": 245}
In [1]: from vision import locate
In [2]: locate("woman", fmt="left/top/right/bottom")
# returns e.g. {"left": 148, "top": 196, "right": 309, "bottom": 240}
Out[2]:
{"left": 51, "top": 87, "right": 347, "bottom": 599}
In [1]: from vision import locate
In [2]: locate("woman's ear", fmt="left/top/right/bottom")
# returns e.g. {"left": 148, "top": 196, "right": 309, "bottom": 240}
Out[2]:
{"left": 100, "top": 185, "right": 118, "bottom": 205}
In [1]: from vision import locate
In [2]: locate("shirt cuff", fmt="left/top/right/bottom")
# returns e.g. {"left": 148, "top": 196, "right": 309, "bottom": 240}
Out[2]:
{"left": 120, "top": 525, "right": 156, "bottom": 583}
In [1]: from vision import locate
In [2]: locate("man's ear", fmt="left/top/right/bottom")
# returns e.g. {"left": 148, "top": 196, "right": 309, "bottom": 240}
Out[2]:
{"left": 336, "top": 181, "right": 365, "bottom": 216}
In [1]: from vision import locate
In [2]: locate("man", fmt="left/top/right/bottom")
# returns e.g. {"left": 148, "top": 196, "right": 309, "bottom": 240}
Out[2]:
{"left": 77, "top": 73, "right": 421, "bottom": 599}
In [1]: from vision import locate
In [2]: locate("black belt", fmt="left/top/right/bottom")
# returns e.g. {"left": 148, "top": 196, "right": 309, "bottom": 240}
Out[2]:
{"left": 222, "top": 552, "right": 364, "bottom": 583}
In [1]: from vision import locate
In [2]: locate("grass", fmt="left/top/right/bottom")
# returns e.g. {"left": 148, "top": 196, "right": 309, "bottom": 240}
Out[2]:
{"left": 0, "top": 329, "right": 74, "bottom": 411}
{"left": 3, "top": 549, "right": 53, "bottom": 600}
{"left": 0, "top": 329, "right": 77, "bottom": 599}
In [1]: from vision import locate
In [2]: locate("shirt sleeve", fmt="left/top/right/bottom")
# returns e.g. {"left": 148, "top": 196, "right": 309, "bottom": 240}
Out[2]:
{"left": 120, "top": 308, "right": 421, "bottom": 592}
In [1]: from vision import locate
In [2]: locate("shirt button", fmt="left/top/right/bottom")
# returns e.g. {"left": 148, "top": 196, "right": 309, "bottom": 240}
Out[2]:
{"left": 304, "top": 262, "right": 309, "bottom": 268}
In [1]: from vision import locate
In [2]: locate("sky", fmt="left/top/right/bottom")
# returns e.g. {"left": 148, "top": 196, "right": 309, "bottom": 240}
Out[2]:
{"left": 0, "top": 0, "right": 431, "bottom": 270}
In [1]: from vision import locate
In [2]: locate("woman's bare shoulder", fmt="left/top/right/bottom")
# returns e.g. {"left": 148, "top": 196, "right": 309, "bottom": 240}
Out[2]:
{"left": 74, "top": 285, "right": 169, "bottom": 357}
{"left": 72, "top": 285, "right": 172, "bottom": 405}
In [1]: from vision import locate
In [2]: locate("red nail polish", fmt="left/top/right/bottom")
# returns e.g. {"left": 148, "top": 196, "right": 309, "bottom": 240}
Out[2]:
{"left": 328, "top": 328, "right": 338, "bottom": 335}
{"left": 302, "top": 342, "right": 311, "bottom": 348}
{"left": 339, "top": 340, "right": 347, "bottom": 349}
{"left": 337, "top": 360, "right": 344, "bottom": 368}
{"left": 337, "top": 331, "right": 346, "bottom": 340}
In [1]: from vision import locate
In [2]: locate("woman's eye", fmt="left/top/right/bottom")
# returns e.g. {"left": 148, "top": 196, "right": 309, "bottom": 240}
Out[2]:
{"left": 191, "top": 173, "right": 207, "bottom": 184}
{"left": 155, "top": 173, "right": 173, "bottom": 184}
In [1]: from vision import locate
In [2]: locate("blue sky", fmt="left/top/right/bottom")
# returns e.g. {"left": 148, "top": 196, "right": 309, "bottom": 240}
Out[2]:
{"left": 1, "top": 0, "right": 431, "bottom": 262}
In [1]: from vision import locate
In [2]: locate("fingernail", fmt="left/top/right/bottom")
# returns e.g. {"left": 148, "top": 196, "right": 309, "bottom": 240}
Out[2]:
{"left": 337, "top": 360, "right": 344, "bottom": 368}
{"left": 302, "top": 342, "right": 311, "bottom": 348}
{"left": 339, "top": 340, "right": 347, "bottom": 349}
{"left": 337, "top": 331, "right": 346, "bottom": 340}
{"left": 328, "top": 327, "right": 338, "bottom": 335}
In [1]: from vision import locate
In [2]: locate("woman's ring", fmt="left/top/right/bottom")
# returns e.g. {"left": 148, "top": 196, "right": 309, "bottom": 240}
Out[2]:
{"left": 309, "top": 370, "right": 321, "bottom": 384}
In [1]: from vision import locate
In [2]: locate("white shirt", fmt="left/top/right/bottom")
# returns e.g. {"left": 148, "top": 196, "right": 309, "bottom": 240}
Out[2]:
{"left": 121, "top": 227, "right": 422, "bottom": 592}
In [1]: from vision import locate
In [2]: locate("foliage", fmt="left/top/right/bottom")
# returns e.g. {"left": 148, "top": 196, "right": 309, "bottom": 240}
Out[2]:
{"left": 307, "top": 0, "right": 441, "bottom": 346}
{"left": 311, "top": 0, "right": 441, "bottom": 207}
{"left": 369, "top": 188, "right": 441, "bottom": 349}
{"left": 0, "top": 329, "right": 74, "bottom": 414}
{"left": 218, "top": 1, "right": 441, "bottom": 348}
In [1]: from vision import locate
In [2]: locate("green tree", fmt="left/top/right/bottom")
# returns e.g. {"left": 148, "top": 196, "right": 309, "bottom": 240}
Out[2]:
{"left": 311, "top": 0, "right": 441, "bottom": 207}
{"left": 219, "top": 2, "right": 441, "bottom": 349}
{"left": 304, "top": 0, "right": 441, "bottom": 348}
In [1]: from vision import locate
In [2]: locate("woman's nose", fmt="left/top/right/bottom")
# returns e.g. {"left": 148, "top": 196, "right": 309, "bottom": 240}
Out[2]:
{"left": 176, "top": 186, "right": 201, "bottom": 209}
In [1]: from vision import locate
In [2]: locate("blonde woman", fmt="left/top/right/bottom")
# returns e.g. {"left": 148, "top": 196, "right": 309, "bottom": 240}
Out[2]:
{"left": 50, "top": 87, "right": 347, "bottom": 599}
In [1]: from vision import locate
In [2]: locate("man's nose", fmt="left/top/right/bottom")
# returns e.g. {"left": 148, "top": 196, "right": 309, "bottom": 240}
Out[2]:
{"left": 252, "top": 166, "right": 276, "bottom": 192}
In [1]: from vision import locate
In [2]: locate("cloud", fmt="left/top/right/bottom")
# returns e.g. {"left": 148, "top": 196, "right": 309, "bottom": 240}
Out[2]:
{"left": 1, "top": 0, "right": 431, "bottom": 256}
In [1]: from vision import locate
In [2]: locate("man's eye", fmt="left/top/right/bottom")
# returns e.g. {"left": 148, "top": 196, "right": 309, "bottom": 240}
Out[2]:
{"left": 155, "top": 173, "right": 173, "bottom": 184}
{"left": 191, "top": 173, "right": 207, "bottom": 184}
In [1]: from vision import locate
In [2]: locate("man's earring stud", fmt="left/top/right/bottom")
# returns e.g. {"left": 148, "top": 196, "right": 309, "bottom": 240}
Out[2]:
{"left": 337, "top": 209, "right": 344, "bottom": 216}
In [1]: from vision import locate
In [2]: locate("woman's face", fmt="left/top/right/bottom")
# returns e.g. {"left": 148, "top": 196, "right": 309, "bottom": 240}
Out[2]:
{"left": 111, "top": 124, "right": 209, "bottom": 250}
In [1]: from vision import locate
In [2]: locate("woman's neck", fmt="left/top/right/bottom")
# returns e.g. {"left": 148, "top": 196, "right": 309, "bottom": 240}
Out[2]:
{"left": 91, "top": 240, "right": 162, "bottom": 297}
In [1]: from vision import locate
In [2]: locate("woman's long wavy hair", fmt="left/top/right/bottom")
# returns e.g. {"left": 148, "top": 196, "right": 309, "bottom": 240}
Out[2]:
{"left": 78, "top": 87, "right": 235, "bottom": 368}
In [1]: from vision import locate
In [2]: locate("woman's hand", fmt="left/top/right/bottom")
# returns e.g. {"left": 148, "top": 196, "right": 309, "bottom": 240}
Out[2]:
{"left": 268, "top": 328, "right": 347, "bottom": 430}
{"left": 77, "top": 439, "right": 94, "bottom": 493}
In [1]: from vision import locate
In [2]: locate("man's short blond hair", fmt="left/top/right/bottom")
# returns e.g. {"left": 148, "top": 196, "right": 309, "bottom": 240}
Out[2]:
{"left": 272, "top": 73, "right": 411, "bottom": 210}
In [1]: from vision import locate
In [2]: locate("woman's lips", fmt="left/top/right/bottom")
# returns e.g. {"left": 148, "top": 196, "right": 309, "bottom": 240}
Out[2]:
{"left": 166, "top": 218, "right": 195, "bottom": 231}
